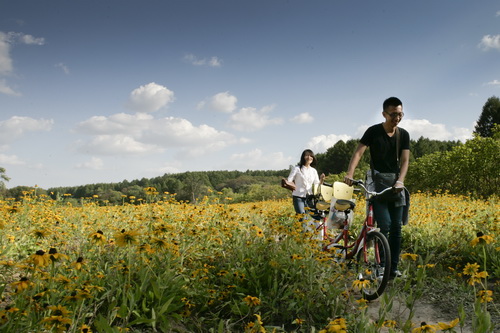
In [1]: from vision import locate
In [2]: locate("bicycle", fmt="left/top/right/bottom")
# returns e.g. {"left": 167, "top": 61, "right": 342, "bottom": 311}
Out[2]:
{"left": 307, "top": 180, "right": 396, "bottom": 300}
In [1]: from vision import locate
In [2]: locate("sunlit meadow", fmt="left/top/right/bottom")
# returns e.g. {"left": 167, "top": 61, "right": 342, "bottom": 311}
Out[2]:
{"left": 0, "top": 189, "right": 498, "bottom": 332}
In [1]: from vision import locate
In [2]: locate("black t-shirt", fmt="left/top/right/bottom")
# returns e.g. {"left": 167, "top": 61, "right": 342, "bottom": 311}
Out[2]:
{"left": 360, "top": 123, "right": 410, "bottom": 173}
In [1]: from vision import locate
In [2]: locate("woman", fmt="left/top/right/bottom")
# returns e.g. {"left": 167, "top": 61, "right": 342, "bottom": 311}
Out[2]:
{"left": 287, "top": 149, "right": 325, "bottom": 215}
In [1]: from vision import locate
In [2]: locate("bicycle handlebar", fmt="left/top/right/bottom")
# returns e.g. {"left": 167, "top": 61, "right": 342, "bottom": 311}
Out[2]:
{"left": 351, "top": 179, "right": 404, "bottom": 197}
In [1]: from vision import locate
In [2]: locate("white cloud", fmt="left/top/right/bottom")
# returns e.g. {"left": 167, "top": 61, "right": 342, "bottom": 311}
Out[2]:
{"left": 126, "top": 82, "right": 174, "bottom": 113}
{"left": 76, "top": 112, "right": 153, "bottom": 135}
{"left": 307, "top": 134, "right": 353, "bottom": 153}
{"left": 0, "top": 116, "right": 53, "bottom": 144}
{"left": 401, "top": 119, "right": 472, "bottom": 142}
{"left": 76, "top": 113, "right": 236, "bottom": 157}
{"left": 0, "top": 31, "right": 44, "bottom": 95}
{"left": 18, "top": 33, "right": 45, "bottom": 45}
{"left": 0, "top": 153, "right": 25, "bottom": 165}
{"left": 55, "top": 62, "right": 70, "bottom": 74}
{"left": 183, "top": 53, "right": 222, "bottom": 67}
{"left": 0, "top": 79, "right": 20, "bottom": 96}
{"left": 6, "top": 32, "right": 45, "bottom": 45}
{"left": 202, "top": 91, "right": 238, "bottom": 113}
{"left": 209, "top": 56, "right": 222, "bottom": 67}
{"left": 146, "top": 117, "right": 235, "bottom": 147}
{"left": 150, "top": 161, "right": 182, "bottom": 175}
{"left": 290, "top": 112, "right": 314, "bottom": 124}
{"left": 486, "top": 79, "right": 500, "bottom": 86}
{"left": 77, "top": 134, "right": 163, "bottom": 155}
{"left": 230, "top": 149, "right": 292, "bottom": 170}
{"left": 228, "top": 105, "right": 283, "bottom": 132}
{"left": 496, "top": 10, "right": 500, "bottom": 17}
{"left": 75, "top": 157, "right": 104, "bottom": 170}
{"left": 478, "top": 34, "right": 500, "bottom": 51}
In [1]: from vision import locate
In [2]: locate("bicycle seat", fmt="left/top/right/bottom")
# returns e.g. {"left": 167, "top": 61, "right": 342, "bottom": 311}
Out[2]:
{"left": 315, "top": 201, "right": 330, "bottom": 210}
{"left": 334, "top": 199, "right": 356, "bottom": 211}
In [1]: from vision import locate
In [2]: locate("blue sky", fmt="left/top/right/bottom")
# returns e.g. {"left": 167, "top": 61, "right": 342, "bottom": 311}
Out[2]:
{"left": 1, "top": 0, "right": 499, "bottom": 189}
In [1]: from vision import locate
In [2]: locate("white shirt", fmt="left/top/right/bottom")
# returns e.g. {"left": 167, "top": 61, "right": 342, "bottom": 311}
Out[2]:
{"left": 287, "top": 165, "right": 320, "bottom": 198}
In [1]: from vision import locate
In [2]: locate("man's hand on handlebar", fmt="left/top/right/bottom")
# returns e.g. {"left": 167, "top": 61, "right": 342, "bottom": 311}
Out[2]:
{"left": 343, "top": 176, "right": 354, "bottom": 186}
{"left": 393, "top": 180, "right": 405, "bottom": 193}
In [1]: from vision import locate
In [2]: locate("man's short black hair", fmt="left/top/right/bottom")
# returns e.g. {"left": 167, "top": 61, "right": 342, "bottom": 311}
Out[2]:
{"left": 383, "top": 97, "right": 403, "bottom": 111}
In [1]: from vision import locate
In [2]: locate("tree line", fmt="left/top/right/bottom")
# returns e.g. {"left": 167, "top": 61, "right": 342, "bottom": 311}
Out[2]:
{"left": 1, "top": 96, "right": 499, "bottom": 203}
{"left": 0, "top": 137, "right": 470, "bottom": 204}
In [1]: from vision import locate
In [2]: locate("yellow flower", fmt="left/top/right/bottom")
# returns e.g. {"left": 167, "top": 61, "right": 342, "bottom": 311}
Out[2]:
{"left": 325, "top": 317, "right": 347, "bottom": 333}
{"left": 11, "top": 277, "right": 34, "bottom": 293}
{"left": 468, "top": 275, "right": 481, "bottom": 286}
{"left": 356, "top": 298, "right": 368, "bottom": 309}
{"left": 47, "top": 305, "right": 72, "bottom": 317}
{"left": 41, "top": 315, "right": 72, "bottom": 328}
{"left": 468, "top": 271, "right": 489, "bottom": 286}
{"left": 462, "top": 262, "right": 480, "bottom": 276}
{"left": 80, "top": 324, "right": 92, "bottom": 332}
{"left": 475, "top": 271, "right": 489, "bottom": 279}
{"left": 352, "top": 279, "right": 370, "bottom": 291}
{"left": 32, "top": 228, "right": 51, "bottom": 239}
{"left": 30, "top": 250, "right": 50, "bottom": 267}
{"left": 245, "top": 314, "right": 265, "bottom": 333}
{"left": 292, "top": 318, "right": 305, "bottom": 325}
{"left": 72, "top": 257, "right": 84, "bottom": 270}
{"left": 470, "top": 233, "right": 494, "bottom": 247}
{"left": 89, "top": 230, "right": 107, "bottom": 244}
{"left": 291, "top": 254, "right": 304, "bottom": 260}
{"left": 114, "top": 229, "right": 140, "bottom": 246}
{"left": 477, "top": 290, "right": 493, "bottom": 303}
{"left": 243, "top": 295, "right": 261, "bottom": 306}
{"left": 401, "top": 253, "right": 418, "bottom": 261}
{"left": 252, "top": 225, "right": 264, "bottom": 238}
{"left": 48, "top": 248, "right": 69, "bottom": 262}
{"left": 0, "top": 260, "right": 18, "bottom": 268}
{"left": 412, "top": 322, "right": 437, "bottom": 333}
{"left": 437, "top": 318, "right": 459, "bottom": 330}
{"left": 382, "top": 320, "right": 397, "bottom": 328}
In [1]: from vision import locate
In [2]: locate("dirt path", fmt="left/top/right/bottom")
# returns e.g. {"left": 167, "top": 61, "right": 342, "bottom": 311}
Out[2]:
{"left": 366, "top": 297, "right": 473, "bottom": 332}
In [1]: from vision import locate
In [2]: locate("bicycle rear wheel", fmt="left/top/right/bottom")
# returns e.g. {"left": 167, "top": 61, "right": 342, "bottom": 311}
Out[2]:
{"left": 355, "top": 230, "right": 391, "bottom": 301}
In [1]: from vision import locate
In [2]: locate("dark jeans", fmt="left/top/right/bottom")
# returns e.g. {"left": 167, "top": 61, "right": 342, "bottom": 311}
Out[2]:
{"left": 292, "top": 195, "right": 307, "bottom": 214}
{"left": 373, "top": 200, "right": 403, "bottom": 272}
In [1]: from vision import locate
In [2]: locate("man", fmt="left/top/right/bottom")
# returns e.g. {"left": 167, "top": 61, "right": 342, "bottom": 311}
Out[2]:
{"left": 344, "top": 97, "right": 410, "bottom": 278}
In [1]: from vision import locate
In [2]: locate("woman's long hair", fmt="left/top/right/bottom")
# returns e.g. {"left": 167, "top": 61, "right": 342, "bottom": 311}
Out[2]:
{"left": 299, "top": 149, "right": 317, "bottom": 168}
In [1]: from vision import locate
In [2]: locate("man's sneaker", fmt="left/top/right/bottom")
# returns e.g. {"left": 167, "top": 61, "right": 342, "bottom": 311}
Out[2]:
{"left": 390, "top": 270, "right": 402, "bottom": 279}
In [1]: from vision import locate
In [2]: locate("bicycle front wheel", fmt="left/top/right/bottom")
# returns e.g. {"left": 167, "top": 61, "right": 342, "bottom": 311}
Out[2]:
{"left": 355, "top": 230, "right": 391, "bottom": 301}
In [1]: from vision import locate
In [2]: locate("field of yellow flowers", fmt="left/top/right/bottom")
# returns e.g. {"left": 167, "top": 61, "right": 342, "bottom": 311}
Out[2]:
{"left": 0, "top": 190, "right": 498, "bottom": 332}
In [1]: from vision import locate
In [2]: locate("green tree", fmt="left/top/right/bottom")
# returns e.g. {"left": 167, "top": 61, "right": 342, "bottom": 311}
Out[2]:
{"left": 474, "top": 96, "right": 500, "bottom": 138}
{"left": 0, "top": 167, "right": 9, "bottom": 197}
{"left": 179, "top": 171, "right": 211, "bottom": 203}
{"left": 406, "top": 130, "right": 500, "bottom": 197}
{"left": 410, "top": 137, "right": 462, "bottom": 159}
{"left": 0, "top": 167, "right": 10, "bottom": 187}
{"left": 244, "top": 183, "right": 288, "bottom": 202}
{"left": 316, "top": 139, "right": 367, "bottom": 175}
